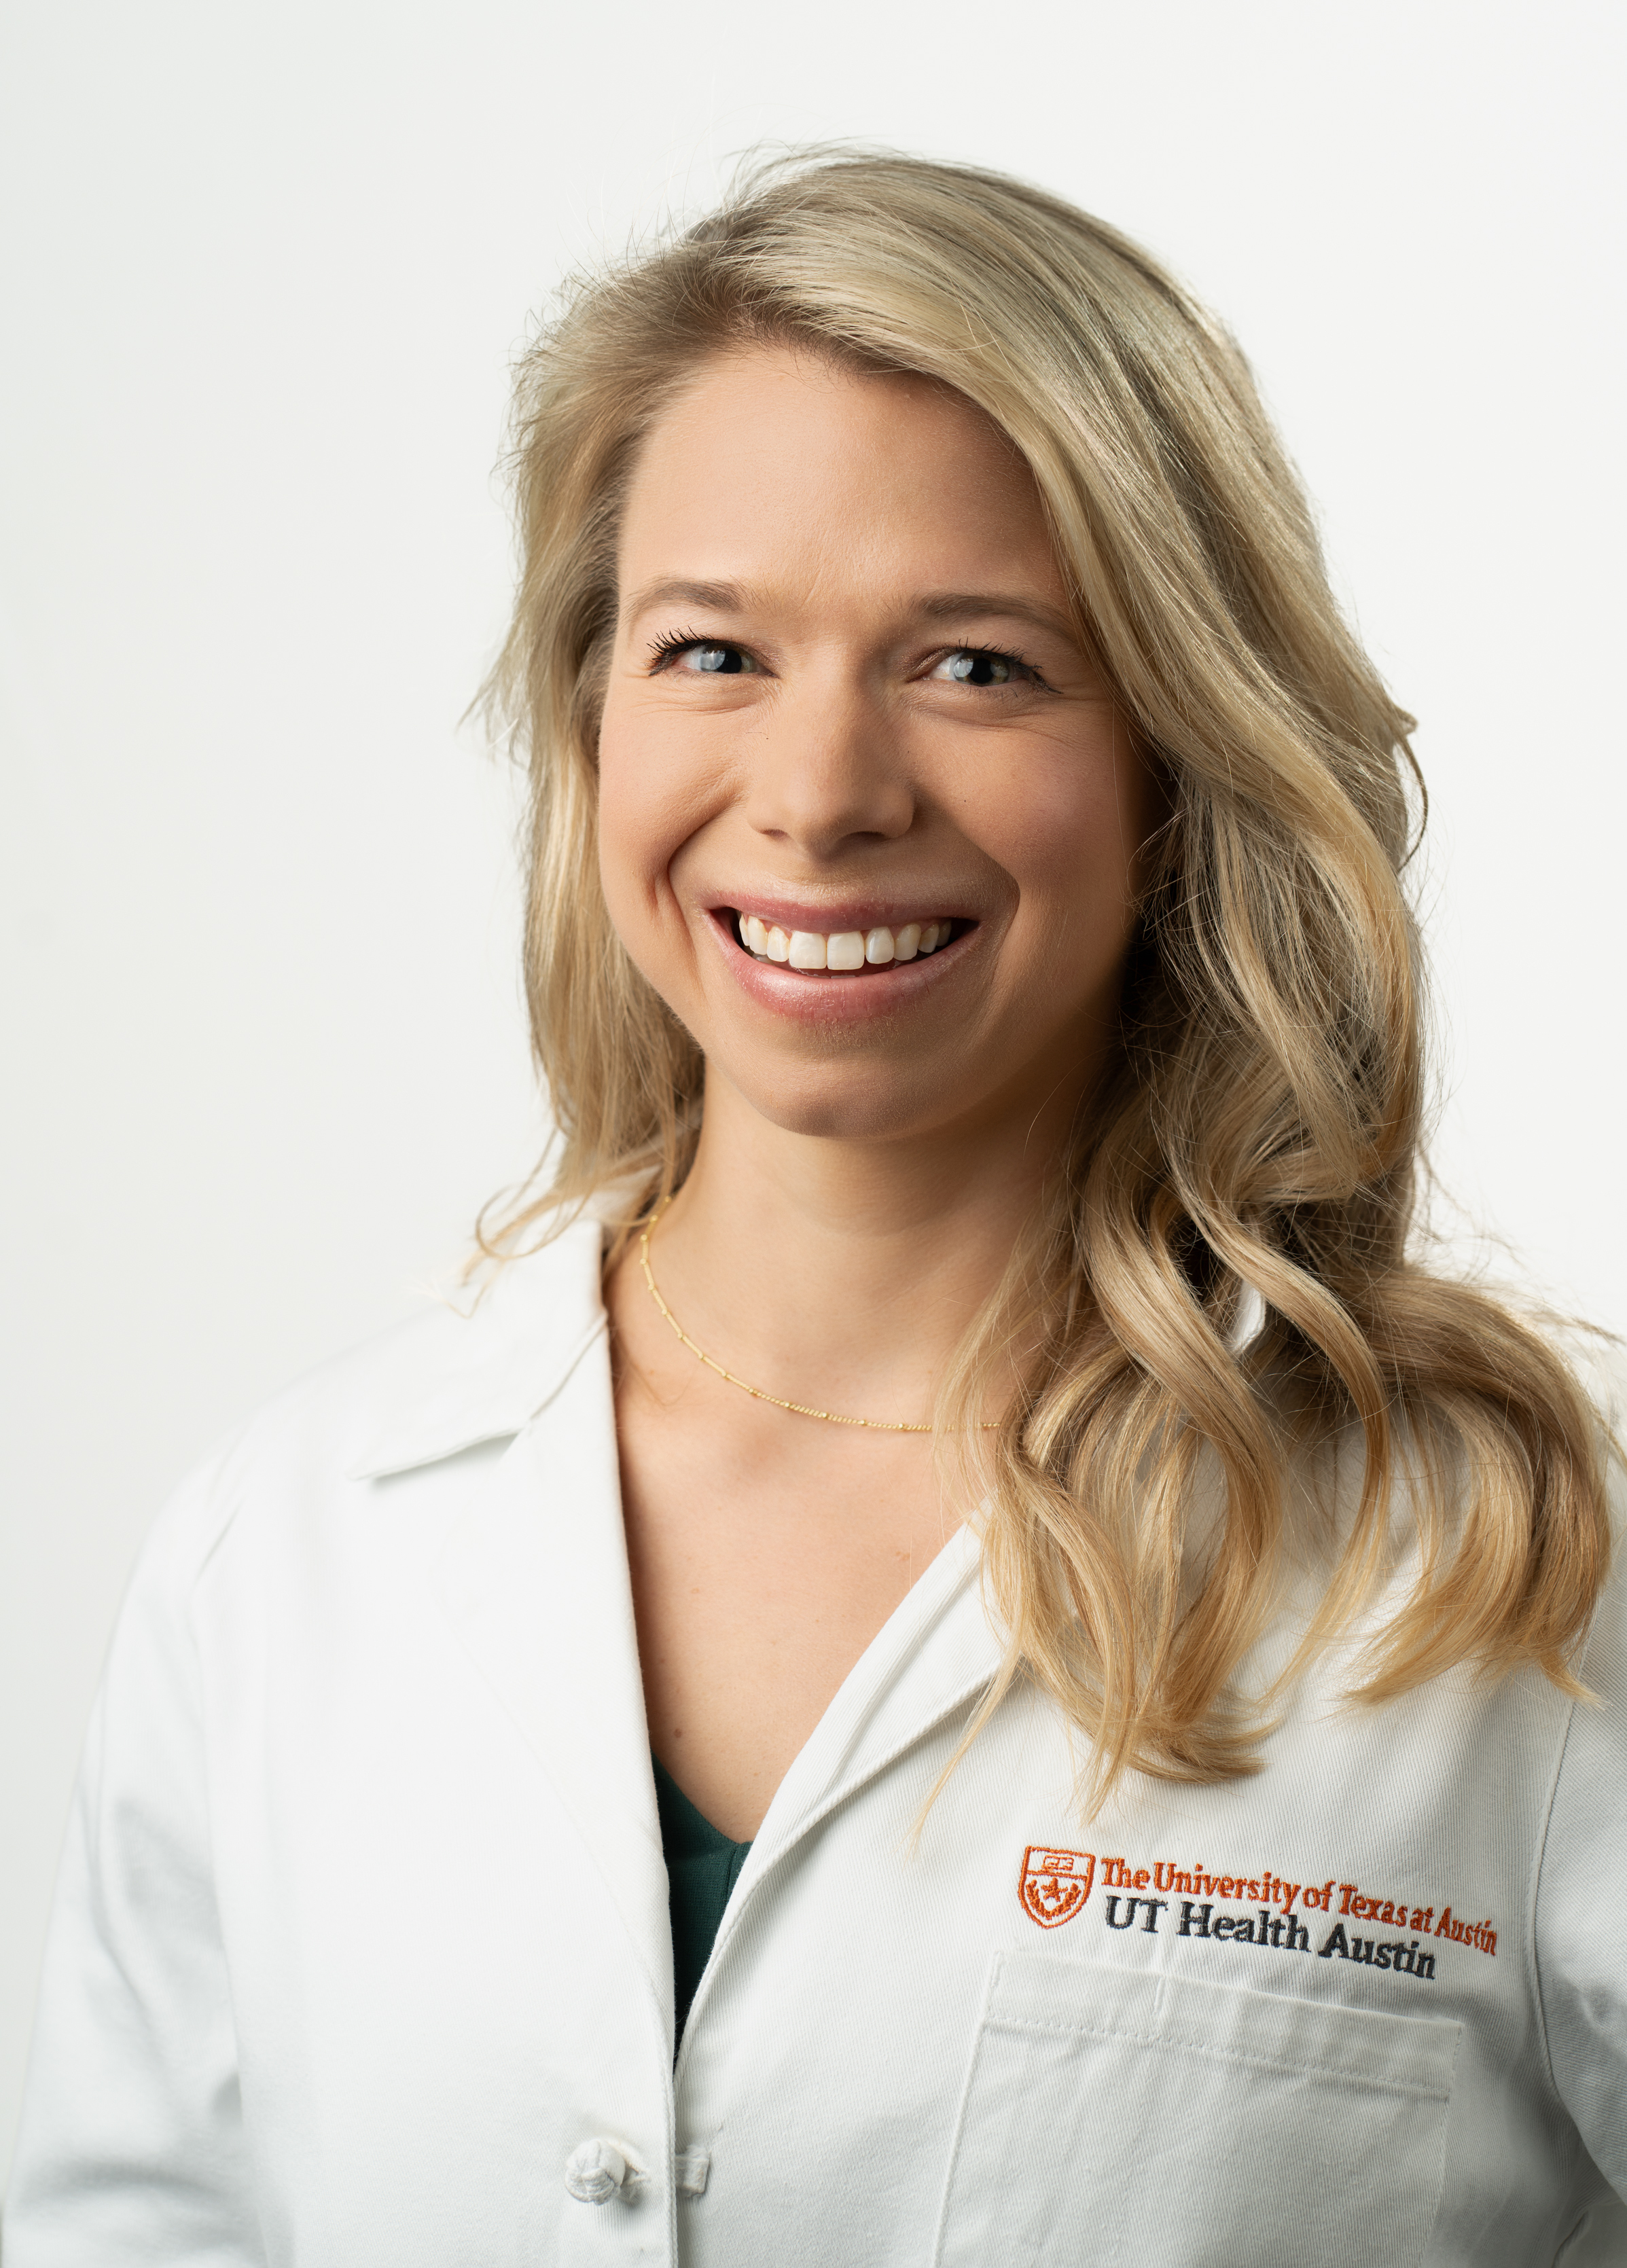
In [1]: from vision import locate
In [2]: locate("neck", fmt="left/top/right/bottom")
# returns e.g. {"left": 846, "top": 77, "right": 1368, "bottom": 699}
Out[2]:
{"left": 640, "top": 1075, "right": 1071, "bottom": 1426}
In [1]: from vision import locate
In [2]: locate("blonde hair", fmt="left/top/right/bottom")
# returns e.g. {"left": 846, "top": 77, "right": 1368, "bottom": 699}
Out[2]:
{"left": 481, "top": 151, "right": 1611, "bottom": 1797}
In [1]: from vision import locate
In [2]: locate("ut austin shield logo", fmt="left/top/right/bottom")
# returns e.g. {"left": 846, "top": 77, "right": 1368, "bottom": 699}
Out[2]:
{"left": 1020, "top": 1846, "right": 1096, "bottom": 1928}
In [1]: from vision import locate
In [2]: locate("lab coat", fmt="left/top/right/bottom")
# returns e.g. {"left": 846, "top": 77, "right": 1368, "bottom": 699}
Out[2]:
{"left": 6, "top": 1217, "right": 1626, "bottom": 2266}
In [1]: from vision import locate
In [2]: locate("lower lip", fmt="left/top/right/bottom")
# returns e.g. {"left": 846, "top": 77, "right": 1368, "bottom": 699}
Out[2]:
{"left": 704, "top": 912, "right": 976, "bottom": 1026}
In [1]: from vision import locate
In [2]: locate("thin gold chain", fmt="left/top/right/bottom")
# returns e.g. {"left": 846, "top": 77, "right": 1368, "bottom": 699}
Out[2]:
{"left": 637, "top": 1203, "right": 996, "bottom": 1435}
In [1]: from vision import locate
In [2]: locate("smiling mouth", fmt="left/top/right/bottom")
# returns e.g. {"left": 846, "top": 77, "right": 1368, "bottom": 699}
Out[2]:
{"left": 730, "top": 912, "right": 967, "bottom": 973}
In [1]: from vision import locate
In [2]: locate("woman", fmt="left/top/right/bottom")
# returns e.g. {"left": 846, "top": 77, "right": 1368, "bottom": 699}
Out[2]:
{"left": 7, "top": 154, "right": 1624, "bottom": 2265}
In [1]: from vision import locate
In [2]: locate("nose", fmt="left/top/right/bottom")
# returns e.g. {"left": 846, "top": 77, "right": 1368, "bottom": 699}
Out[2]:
{"left": 742, "top": 672, "right": 916, "bottom": 860}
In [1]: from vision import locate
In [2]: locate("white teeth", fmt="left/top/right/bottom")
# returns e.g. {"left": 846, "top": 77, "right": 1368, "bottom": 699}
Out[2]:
{"left": 736, "top": 913, "right": 953, "bottom": 971}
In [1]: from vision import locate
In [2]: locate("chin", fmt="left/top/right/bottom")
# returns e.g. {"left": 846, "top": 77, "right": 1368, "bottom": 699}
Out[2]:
{"left": 722, "top": 1060, "right": 959, "bottom": 1145}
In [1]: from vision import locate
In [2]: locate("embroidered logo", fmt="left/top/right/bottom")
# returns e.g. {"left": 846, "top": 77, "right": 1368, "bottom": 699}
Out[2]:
{"left": 1020, "top": 1846, "right": 1096, "bottom": 1928}
{"left": 1075, "top": 1852, "right": 1501, "bottom": 1984}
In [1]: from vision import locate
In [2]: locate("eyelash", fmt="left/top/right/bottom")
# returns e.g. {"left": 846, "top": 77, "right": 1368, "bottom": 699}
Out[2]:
{"left": 645, "top": 630, "right": 1045, "bottom": 684}
{"left": 646, "top": 627, "right": 715, "bottom": 667}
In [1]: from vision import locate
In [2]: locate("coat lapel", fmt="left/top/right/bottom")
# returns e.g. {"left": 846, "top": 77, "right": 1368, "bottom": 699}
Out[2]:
{"left": 378, "top": 1215, "right": 1003, "bottom": 2038}
{"left": 433, "top": 1265, "right": 673, "bottom": 2030}
{"left": 743, "top": 1524, "right": 1003, "bottom": 1884}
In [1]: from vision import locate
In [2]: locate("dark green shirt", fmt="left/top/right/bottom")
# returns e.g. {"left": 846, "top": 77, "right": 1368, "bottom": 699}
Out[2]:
{"left": 652, "top": 1754, "right": 752, "bottom": 2041}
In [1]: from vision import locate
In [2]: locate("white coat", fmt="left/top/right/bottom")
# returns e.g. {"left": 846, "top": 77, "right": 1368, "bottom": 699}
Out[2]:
{"left": 6, "top": 1217, "right": 1626, "bottom": 2265}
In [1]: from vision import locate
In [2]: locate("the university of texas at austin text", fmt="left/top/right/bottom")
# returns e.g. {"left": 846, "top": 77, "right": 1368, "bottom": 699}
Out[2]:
{"left": 1018, "top": 1845, "right": 1499, "bottom": 1981}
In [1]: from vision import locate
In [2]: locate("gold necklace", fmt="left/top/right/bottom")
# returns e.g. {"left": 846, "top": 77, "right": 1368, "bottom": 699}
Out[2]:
{"left": 637, "top": 1204, "right": 997, "bottom": 1435}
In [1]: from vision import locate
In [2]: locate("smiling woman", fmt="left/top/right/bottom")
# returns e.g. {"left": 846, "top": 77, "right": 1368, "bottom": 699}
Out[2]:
{"left": 600, "top": 350, "right": 1143, "bottom": 1144}
{"left": 7, "top": 153, "right": 1625, "bottom": 2268}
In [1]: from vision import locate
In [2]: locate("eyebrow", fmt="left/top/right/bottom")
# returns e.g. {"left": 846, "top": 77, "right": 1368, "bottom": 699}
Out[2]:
{"left": 913, "top": 590, "right": 1078, "bottom": 643}
{"left": 624, "top": 578, "right": 747, "bottom": 620}
{"left": 624, "top": 578, "right": 1079, "bottom": 645}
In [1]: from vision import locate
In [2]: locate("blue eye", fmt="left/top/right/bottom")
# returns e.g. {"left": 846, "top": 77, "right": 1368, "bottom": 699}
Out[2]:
{"left": 933, "top": 648, "right": 1023, "bottom": 686}
{"left": 651, "top": 635, "right": 757, "bottom": 675}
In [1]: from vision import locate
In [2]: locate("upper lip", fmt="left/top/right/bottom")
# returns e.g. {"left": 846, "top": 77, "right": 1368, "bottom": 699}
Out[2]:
{"left": 709, "top": 896, "right": 976, "bottom": 933}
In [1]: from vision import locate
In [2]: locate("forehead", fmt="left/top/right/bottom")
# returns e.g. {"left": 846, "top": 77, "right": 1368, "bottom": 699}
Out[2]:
{"left": 617, "top": 344, "right": 1061, "bottom": 606}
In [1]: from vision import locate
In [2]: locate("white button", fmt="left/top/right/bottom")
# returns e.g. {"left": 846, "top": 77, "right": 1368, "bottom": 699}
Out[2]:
{"left": 564, "top": 2138, "right": 630, "bottom": 2204}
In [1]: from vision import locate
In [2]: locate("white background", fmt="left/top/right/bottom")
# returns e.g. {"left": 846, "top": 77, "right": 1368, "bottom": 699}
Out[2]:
{"left": 1, "top": 0, "right": 1622, "bottom": 2186}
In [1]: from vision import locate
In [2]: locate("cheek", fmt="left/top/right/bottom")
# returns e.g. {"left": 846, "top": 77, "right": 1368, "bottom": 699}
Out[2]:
{"left": 595, "top": 695, "right": 734, "bottom": 973}
{"left": 959, "top": 735, "right": 1147, "bottom": 939}
{"left": 594, "top": 719, "right": 656, "bottom": 933}
{"left": 596, "top": 703, "right": 690, "bottom": 924}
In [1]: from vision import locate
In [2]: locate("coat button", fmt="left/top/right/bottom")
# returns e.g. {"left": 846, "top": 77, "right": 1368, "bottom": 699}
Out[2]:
{"left": 564, "top": 2138, "right": 630, "bottom": 2204}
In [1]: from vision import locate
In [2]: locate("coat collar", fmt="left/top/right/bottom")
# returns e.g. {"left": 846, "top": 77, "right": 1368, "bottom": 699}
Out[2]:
{"left": 727, "top": 1524, "right": 999, "bottom": 1887}
{"left": 344, "top": 1216, "right": 608, "bottom": 1481}
{"left": 344, "top": 1211, "right": 676, "bottom": 2027}
{"left": 351, "top": 1204, "right": 1007, "bottom": 2048}
{"left": 434, "top": 1329, "right": 676, "bottom": 2040}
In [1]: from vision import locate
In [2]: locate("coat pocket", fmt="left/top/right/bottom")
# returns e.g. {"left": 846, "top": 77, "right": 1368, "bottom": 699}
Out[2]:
{"left": 933, "top": 1954, "right": 1459, "bottom": 2268}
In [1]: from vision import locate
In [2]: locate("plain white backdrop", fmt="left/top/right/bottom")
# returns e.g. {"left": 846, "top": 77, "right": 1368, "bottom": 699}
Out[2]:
{"left": 1, "top": 0, "right": 1622, "bottom": 2186}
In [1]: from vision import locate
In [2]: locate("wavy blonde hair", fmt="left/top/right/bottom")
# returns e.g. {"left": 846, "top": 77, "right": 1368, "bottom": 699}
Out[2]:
{"left": 481, "top": 151, "right": 1611, "bottom": 1796}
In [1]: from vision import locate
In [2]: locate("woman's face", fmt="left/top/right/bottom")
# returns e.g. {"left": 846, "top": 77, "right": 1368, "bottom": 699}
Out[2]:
{"left": 597, "top": 344, "right": 1153, "bottom": 1148}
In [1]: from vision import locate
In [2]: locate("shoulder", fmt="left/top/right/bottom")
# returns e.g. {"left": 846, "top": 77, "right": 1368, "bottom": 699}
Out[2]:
{"left": 1531, "top": 1331, "right": 1627, "bottom": 2180}
{"left": 132, "top": 1214, "right": 608, "bottom": 1602}
{"left": 1541, "top": 1320, "right": 1627, "bottom": 1680}
{"left": 1574, "top": 1331, "right": 1627, "bottom": 1691}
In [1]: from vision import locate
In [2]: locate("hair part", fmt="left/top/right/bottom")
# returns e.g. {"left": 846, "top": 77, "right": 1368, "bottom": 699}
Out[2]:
{"left": 479, "top": 149, "right": 1613, "bottom": 1805}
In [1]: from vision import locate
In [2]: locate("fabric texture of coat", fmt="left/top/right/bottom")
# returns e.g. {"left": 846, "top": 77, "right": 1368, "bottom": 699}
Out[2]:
{"left": 7, "top": 1217, "right": 1626, "bottom": 2265}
